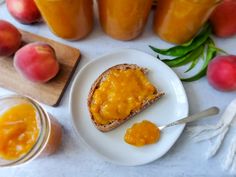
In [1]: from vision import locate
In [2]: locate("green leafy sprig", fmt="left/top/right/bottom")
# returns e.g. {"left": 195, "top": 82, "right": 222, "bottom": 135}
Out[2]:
{"left": 149, "top": 24, "right": 226, "bottom": 82}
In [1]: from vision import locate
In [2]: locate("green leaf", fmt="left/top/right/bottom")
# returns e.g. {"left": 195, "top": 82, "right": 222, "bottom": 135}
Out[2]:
{"left": 161, "top": 45, "right": 204, "bottom": 68}
{"left": 181, "top": 40, "right": 217, "bottom": 82}
{"left": 175, "top": 45, "right": 204, "bottom": 67}
{"left": 161, "top": 52, "right": 192, "bottom": 67}
{"left": 184, "top": 57, "right": 200, "bottom": 73}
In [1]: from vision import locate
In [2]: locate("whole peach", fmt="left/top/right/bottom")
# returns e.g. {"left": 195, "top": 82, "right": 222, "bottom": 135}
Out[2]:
{"left": 14, "top": 42, "right": 59, "bottom": 83}
{"left": 6, "top": 0, "right": 41, "bottom": 24}
{"left": 207, "top": 55, "right": 236, "bottom": 91}
{"left": 210, "top": 0, "right": 236, "bottom": 37}
{"left": 0, "top": 20, "right": 21, "bottom": 57}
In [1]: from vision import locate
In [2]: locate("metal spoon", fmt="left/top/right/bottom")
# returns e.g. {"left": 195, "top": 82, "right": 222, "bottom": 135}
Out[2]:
{"left": 159, "top": 107, "right": 220, "bottom": 130}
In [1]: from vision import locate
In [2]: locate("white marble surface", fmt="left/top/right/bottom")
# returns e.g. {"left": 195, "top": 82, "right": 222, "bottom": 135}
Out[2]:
{"left": 0, "top": 3, "right": 236, "bottom": 177}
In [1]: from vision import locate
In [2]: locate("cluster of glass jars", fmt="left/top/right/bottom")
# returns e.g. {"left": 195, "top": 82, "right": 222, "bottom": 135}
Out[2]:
{"left": 34, "top": 0, "right": 221, "bottom": 44}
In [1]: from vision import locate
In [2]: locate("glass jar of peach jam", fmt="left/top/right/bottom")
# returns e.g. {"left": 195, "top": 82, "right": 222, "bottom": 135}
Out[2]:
{"left": 97, "top": 0, "right": 153, "bottom": 40}
{"left": 34, "top": 0, "right": 94, "bottom": 40}
{"left": 153, "top": 0, "right": 221, "bottom": 44}
{"left": 0, "top": 95, "right": 62, "bottom": 167}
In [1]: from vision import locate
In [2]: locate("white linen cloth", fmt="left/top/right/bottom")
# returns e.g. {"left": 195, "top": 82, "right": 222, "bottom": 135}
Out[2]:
{"left": 188, "top": 98, "right": 236, "bottom": 174}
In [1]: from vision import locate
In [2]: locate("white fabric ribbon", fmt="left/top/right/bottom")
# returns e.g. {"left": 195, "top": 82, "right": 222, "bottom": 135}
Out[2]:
{"left": 224, "top": 136, "right": 236, "bottom": 174}
{"left": 188, "top": 98, "right": 236, "bottom": 174}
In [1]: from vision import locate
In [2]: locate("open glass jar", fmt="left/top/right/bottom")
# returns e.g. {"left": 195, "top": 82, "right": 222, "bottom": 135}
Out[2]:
{"left": 34, "top": 0, "right": 94, "bottom": 40}
{"left": 153, "top": 0, "right": 222, "bottom": 44}
{"left": 0, "top": 95, "right": 62, "bottom": 167}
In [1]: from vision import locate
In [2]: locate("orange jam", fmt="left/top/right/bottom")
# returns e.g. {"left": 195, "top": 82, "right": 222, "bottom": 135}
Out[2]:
{"left": 90, "top": 68, "right": 157, "bottom": 125}
{"left": 124, "top": 120, "right": 160, "bottom": 147}
{"left": 34, "top": 0, "right": 93, "bottom": 40}
{"left": 97, "top": 0, "right": 153, "bottom": 40}
{"left": 0, "top": 104, "right": 39, "bottom": 160}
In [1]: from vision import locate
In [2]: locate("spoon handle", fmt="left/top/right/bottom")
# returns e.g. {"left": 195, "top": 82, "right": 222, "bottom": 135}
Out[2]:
{"left": 159, "top": 107, "right": 220, "bottom": 130}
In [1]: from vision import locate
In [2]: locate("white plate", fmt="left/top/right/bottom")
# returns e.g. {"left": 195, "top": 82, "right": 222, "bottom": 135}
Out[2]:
{"left": 69, "top": 49, "right": 189, "bottom": 166}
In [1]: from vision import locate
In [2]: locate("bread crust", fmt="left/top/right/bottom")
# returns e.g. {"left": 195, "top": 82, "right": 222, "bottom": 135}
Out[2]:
{"left": 87, "top": 64, "right": 164, "bottom": 132}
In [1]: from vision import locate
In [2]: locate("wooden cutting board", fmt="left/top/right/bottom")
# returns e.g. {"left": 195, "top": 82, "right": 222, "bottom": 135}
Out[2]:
{"left": 0, "top": 30, "right": 81, "bottom": 106}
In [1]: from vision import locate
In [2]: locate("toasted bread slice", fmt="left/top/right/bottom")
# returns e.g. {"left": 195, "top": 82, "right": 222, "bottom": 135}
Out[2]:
{"left": 87, "top": 64, "right": 164, "bottom": 132}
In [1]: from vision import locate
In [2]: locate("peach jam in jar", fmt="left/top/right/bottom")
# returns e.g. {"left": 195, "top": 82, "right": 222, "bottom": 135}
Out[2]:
{"left": 0, "top": 95, "right": 62, "bottom": 167}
